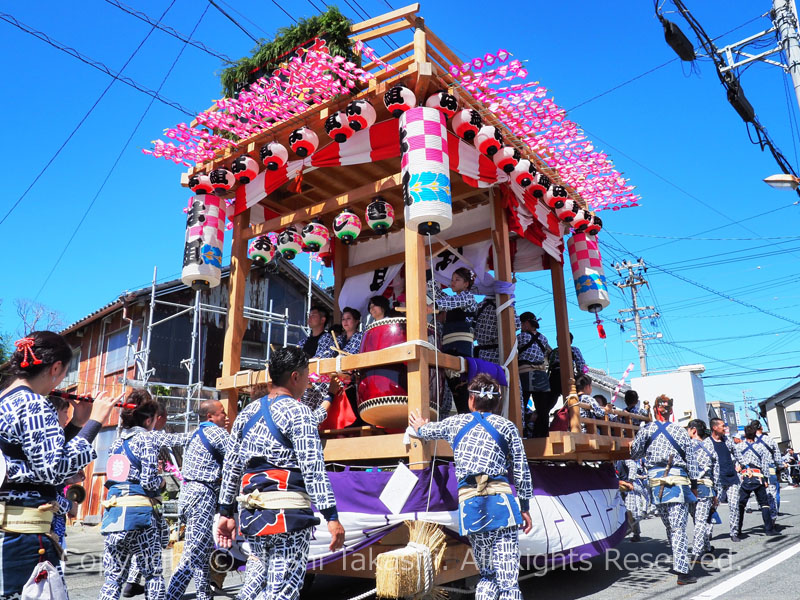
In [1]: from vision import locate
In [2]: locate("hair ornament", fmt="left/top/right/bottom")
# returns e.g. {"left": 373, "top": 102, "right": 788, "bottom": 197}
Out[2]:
{"left": 14, "top": 337, "right": 42, "bottom": 368}
{"left": 468, "top": 385, "right": 500, "bottom": 399}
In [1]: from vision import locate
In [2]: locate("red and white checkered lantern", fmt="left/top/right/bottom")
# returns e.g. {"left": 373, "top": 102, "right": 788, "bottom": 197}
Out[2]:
{"left": 209, "top": 168, "right": 235, "bottom": 195}
{"left": 475, "top": 125, "right": 503, "bottom": 157}
{"left": 289, "top": 127, "right": 319, "bottom": 157}
{"left": 567, "top": 232, "right": 610, "bottom": 313}
{"left": 188, "top": 173, "right": 213, "bottom": 195}
{"left": 181, "top": 195, "right": 226, "bottom": 290}
{"left": 384, "top": 84, "right": 417, "bottom": 118}
{"left": 231, "top": 156, "right": 259, "bottom": 184}
{"left": 260, "top": 142, "right": 288, "bottom": 171}
{"left": 493, "top": 147, "right": 520, "bottom": 173}
{"left": 452, "top": 109, "right": 482, "bottom": 142}
{"left": 325, "top": 111, "right": 354, "bottom": 143}
{"left": 425, "top": 91, "right": 459, "bottom": 119}
{"left": 345, "top": 99, "right": 376, "bottom": 131}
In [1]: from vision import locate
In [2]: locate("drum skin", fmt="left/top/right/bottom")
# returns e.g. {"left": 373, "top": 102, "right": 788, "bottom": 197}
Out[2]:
{"left": 358, "top": 317, "right": 440, "bottom": 428}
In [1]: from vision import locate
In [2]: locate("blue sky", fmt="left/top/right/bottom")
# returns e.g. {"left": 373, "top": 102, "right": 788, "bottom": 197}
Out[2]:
{"left": 2, "top": 1, "right": 798, "bottom": 425}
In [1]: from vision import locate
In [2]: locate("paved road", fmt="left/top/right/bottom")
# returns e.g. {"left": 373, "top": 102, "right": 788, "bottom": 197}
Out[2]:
{"left": 63, "top": 485, "right": 800, "bottom": 600}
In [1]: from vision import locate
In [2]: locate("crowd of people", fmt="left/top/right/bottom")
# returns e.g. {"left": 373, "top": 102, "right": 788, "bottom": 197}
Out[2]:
{"left": 621, "top": 394, "right": 786, "bottom": 585}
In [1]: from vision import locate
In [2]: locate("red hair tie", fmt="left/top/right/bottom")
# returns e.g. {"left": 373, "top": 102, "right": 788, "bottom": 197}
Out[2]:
{"left": 14, "top": 337, "right": 42, "bottom": 368}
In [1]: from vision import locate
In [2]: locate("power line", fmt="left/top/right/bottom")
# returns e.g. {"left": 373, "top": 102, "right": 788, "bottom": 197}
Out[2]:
{"left": 217, "top": 0, "right": 271, "bottom": 37}
{"left": 703, "top": 364, "right": 800, "bottom": 379}
{"left": 0, "top": 12, "right": 195, "bottom": 116}
{"left": 0, "top": 4, "right": 189, "bottom": 229}
{"left": 705, "top": 375, "right": 799, "bottom": 387}
{"left": 207, "top": 0, "right": 260, "bottom": 43}
{"left": 102, "top": 0, "right": 234, "bottom": 63}
{"left": 269, "top": 0, "right": 298, "bottom": 24}
{"left": 606, "top": 230, "right": 800, "bottom": 242}
{"left": 34, "top": 5, "right": 209, "bottom": 300}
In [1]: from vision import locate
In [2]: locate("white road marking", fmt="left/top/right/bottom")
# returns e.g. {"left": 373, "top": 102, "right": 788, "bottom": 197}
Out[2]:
{"left": 691, "top": 541, "right": 800, "bottom": 600}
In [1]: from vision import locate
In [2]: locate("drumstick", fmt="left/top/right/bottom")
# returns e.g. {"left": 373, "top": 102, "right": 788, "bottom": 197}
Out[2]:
{"left": 49, "top": 390, "right": 136, "bottom": 410}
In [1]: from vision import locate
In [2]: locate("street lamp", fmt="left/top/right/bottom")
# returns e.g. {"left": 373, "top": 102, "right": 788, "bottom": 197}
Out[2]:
{"left": 764, "top": 173, "right": 800, "bottom": 190}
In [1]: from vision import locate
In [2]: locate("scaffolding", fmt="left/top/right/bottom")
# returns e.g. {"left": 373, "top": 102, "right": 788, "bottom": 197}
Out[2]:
{"left": 120, "top": 266, "right": 309, "bottom": 431}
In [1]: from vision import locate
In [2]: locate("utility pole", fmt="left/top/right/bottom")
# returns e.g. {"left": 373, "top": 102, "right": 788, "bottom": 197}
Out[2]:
{"left": 775, "top": 0, "right": 800, "bottom": 110}
{"left": 614, "top": 259, "right": 661, "bottom": 377}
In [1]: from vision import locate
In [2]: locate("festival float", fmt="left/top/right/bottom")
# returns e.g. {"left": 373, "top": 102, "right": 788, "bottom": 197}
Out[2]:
{"left": 146, "top": 3, "right": 649, "bottom": 588}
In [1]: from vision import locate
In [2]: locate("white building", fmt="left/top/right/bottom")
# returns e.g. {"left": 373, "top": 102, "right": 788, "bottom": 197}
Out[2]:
{"left": 759, "top": 381, "right": 800, "bottom": 452}
{"left": 628, "top": 365, "right": 708, "bottom": 425}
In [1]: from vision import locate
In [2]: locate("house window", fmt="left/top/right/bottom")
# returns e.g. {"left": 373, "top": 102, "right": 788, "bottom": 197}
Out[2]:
{"left": 105, "top": 326, "right": 140, "bottom": 375}
{"left": 787, "top": 411, "right": 800, "bottom": 423}
{"left": 93, "top": 429, "right": 118, "bottom": 473}
{"left": 61, "top": 346, "right": 81, "bottom": 388}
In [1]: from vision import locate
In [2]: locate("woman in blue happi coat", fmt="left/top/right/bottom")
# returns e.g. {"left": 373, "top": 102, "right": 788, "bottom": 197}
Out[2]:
{"left": 409, "top": 373, "right": 533, "bottom": 600}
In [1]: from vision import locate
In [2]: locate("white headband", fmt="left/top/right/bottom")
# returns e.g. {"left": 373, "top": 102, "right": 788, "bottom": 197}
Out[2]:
{"left": 468, "top": 385, "right": 500, "bottom": 399}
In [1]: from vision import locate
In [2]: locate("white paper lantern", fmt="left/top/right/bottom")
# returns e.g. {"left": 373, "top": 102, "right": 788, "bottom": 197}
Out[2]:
{"left": 568, "top": 232, "right": 610, "bottom": 314}
{"left": 333, "top": 209, "right": 361, "bottom": 245}
{"left": 260, "top": 142, "right": 288, "bottom": 171}
{"left": 289, "top": 127, "right": 319, "bottom": 157}
{"left": 181, "top": 195, "right": 226, "bottom": 290}
{"left": 188, "top": 173, "right": 213, "bottom": 195}
{"left": 400, "top": 107, "right": 452, "bottom": 235}
{"left": 585, "top": 214, "right": 603, "bottom": 236}
{"left": 345, "top": 99, "right": 377, "bottom": 131}
{"left": 366, "top": 197, "right": 395, "bottom": 235}
{"left": 277, "top": 225, "right": 303, "bottom": 259}
{"left": 231, "top": 156, "right": 259, "bottom": 184}
{"left": 493, "top": 147, "right": 520, "bottom": 173}
{"left": 555, "top": 200, "right": 579, "bottom": 222}
{"left": 512, "top": 159, "right": 536, "bottom": 188}
{"left": 528, "top": 171, "right": 552, "bottom": 201}
{"left": 452, "top": 109, "right": 482, "bottom": 141}
{"left": 544, "top": 184, "right": 568, "bottom": 209}
{"left": 248, "top": 235, "right": 275, "bottom": 266}
{"left": 209, "top": 168, "right": 235, "bottom": 195}
{"left": 301, "top": 219, "right": 331, "bottom": 252}
{"left": 572, "top": 209, "right": 591, "bottom": 233}
{"left": 475, "top": 125, "right": 503, "bottom": 157}
{"left": 425, "top": 91, "right": 459, "bottom": 119}
{"left": 384, "top": 84, "right": 417, "bottom": 118}
{"left": 325, "top": 111, "right": 354, "bottom": 143}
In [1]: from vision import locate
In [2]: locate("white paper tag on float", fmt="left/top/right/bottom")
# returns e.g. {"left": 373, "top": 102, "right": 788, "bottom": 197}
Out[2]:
{"left": 379, "top": 462, "right": 419, "bottom": 514}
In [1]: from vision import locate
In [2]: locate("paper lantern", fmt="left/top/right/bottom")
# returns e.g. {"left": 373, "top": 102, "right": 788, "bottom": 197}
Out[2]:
{"left": 528, "top": 171, "right": 552, "bottom": 200}
{"left": 452, "top": 109, "right": 482, "bottom": 141}
{"left": 572, "top": 209, "right": 591, "bottom": 232}
{"left": 317, "top": 237, "right": 333, "bottom": 267}
{"left": 345, "top": 99, "right": 377, "bottom": 131}
{"left": 425, "top": 91, "right": 459, "bottom": 119}
{"left": 231, "top": 156, "right": 258, "bottom": 184}
{"left": 248, "top": 235, "right": 275, "bottom": 266}
{"left": 333, "top": 209, "right": 361, "bottom": 245}
{"left": 493, "top": 147, "right": 520, "bottom": 173}
{"left": 512, "top": 159, "right": 536, "bottom": 188}
{"left": 555, "top": 200, "right": 579, "bottom": 222}
{"left": 301, "top": 219, "right": 330, "bottom": 252}
{"left": 586, "top": 214, "right": 603, "bottom": 236}
{"left": 366, "top": 197, "right": 395, "bottom": 235}
{"left": 289, "top": 127, "right": 319, "bottom": 157}
{"left": 567, "top": 232, "right": 610, "bottom": 314}
{"left": 188, "top": 173, "right": 213, "bottom": 195}
{"left": 544, "top": 184, "right": 568, "bottom": 209}
{"left": 325, "top": 111, "right": 354, "bottom": 143}
{"left": 277, "top": 225, "right": 303, "bottom": 259}
{"left": 400, "top": 107, "right": 452, "bottom": 235}
{"left": 384, "top": 84, "right": 417, "bottom": 118}
{"left": 181, "top": 195, "right": 226, "bottom": 290}
{"left": 209, "top": 168, "right": 235, "bottom": 195}
{"left": 475, "top": 125, "right": 503, "bottom": 157}
{"left": 260, "top": 142, "right": 288, "bottom": 171}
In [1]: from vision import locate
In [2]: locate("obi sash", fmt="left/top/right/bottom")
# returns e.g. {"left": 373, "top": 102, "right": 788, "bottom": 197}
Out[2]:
{"left": 238, "top": 459, "right": 319, "bottom": 536}
{"left": 457, "top": 474, "right": 522, "bottom": 535}
{"left": 694, "top": 478, "right": 716, "bottom": 499}
{"left": 647, "top": 465, "right": 696, "bottom": 505}
{"left": 740, "top": 465, "right": 767, "bottom": 491}
{"left": 442, "top": 312, "right": 474, "bottom": 357}
{"left": 100, "top": 482, "right": 159, "bottom": 534}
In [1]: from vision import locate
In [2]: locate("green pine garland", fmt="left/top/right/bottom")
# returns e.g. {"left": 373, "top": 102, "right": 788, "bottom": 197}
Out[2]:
{"left": 219, "top": 5, "right": 355, "bottom": 98}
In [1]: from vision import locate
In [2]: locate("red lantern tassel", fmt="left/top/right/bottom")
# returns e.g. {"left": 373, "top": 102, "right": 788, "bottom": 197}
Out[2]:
{"left": 595, "top": 314, "right": 606, "bottom": 339}
{"left": 289, "top": 169, "right": 304, "bottom": 194}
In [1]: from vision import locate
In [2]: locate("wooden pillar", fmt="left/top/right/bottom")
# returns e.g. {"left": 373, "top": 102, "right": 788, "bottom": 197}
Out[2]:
{"left": 405, "top": 222, "right": 431, "bottom": 469}
{"left": 221, "top": 208, "right": 251, "bottom": 428}
{"left": 491, "top": 192, "right": 522, "bottom": 431}
{"left": 332, "top": 239, "right": 348, "bottom": 323}
{"left": 413, "top": 17, "right": 432, "bottom": 99}
{"left": 549, "top": 254, "right": 580, "bottom": 433}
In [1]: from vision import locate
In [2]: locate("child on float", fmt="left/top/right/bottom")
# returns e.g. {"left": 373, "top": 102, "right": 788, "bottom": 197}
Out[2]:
{"left": 408, "top": 373, "right": 533, "bottom": 600}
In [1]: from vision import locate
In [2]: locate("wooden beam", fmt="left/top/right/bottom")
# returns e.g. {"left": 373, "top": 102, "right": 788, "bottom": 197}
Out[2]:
{"left": 344, "top": 228, "right": 493, "bottom": 277}
{"left": 322, "top": 433, "right": 452, "bottom": 462}
{"left": 220, "top": 209, "right": 251, "bottom": 428}
{"left": 363, "top": 41, "right": 414, "bottom": 71}
{"left": 424, "top": 26, "right": 463, "bottom": 71}
{"left": 490, "top": 191, "right": 522, "bottom": 431}
{"left": 549, "top": 254, "right": 580, "bottom": 433}
{"left": 427, "top": 45, "right": 452, "bottom": 73}
{"left": 248, "top": 174, "right": 403, "bottom": 240}
{"left": 351, "top": 19, "right": 414, "bottom": 43}
{"left": 349, "top": 3, "right": 420, "bottom": 34}
{"left": 333, "top": 238, "right": 347, "bottom": 323}
{"left": 412, "top": 18, "right": 431, "bottom": 99}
